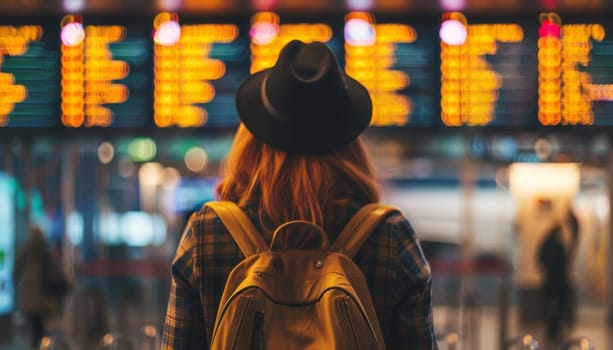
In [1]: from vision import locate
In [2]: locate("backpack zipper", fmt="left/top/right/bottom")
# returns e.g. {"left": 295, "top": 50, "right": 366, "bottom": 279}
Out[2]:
{"left": 340, "top": 297, "right": 361, "bottom": 349}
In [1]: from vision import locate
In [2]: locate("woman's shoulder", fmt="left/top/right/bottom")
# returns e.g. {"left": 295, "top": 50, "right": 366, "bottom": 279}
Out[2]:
{"left": 188, "top": 201, "right": 262, "bottom": 236}
{"left": 350, "top": 201, "right": 412, "bottom": 228}
{"left": 340, "top": 200, "right": 415, "bottom": 243}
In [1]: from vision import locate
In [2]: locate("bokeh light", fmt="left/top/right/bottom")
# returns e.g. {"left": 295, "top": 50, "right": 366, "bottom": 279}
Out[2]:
{"left": 344, "top": 18, "right": 375, "bottom": 46}
{"left": 139, "top": 162, "right": 163, "bottom": 186}
{"left": 249, "top": 21, "right": 279, "bottom": 45}
{"left": 128, "top": 138, "right": 157, "bottom": 162}
{"left": 97, "top": 141, "right": 115, "bottom": 164}
{"left": 63, "top": 0, "right": 85, "bottom": 13}
{"left": 157, "top": 0, "right": 181, "bottom": 11}
{"left": 153, "top": 20, "right": 181, "bottom": 46}
{"left": 538, "top": 19, "right": 560, "bottom": 38}
{"left": 439, "top": 19, "right": 467, "bottom": 46}
{"left": 184, "top": 147, "right": 208, "bottom": 173}
{"left": 345, "top": 0, "right": 374, "bottom": 11}
{"left": 440, "top": 0, "right": 465, "bottom": 11}
{"left": 61, "top": 22, "right": 85, "bottom": 46}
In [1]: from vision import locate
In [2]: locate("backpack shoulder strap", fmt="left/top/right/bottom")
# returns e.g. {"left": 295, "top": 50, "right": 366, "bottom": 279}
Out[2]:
{"left": 331, "top": 203, "right": 400, "bottom": 258}
{"left": 204, "top": 201, "right": 268, "bottom": 257}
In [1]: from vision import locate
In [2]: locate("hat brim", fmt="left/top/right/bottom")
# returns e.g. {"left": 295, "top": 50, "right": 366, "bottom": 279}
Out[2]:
{"left": 236, "top": 69, "right": 372, "bottom": 155}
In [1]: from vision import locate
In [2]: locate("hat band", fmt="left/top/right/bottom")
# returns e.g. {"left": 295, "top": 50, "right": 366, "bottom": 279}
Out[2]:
{"left": 260, "top": 73, "right": 285, "bottom": 121}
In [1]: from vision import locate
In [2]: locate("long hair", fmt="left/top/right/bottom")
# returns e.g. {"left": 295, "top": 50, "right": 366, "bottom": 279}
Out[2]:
{"left": 216, "top": 124, "right": 380, "bottom": 235}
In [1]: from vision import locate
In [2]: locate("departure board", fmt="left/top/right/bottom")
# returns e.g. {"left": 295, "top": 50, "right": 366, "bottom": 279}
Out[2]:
{"left": 0, "top": 24, "right": 60, "bottom": 127}
{"left": 0, "top": 13, "right": 613, "bottom": 129}
{"left": 536, "top": 14, "right": 613, "bottom": 126}
{"left": 343, "top": 12, "right": 439, "bottom": 126}
{"left": 590, "top": 38, "right": 613, "bottom": 125}
{"left": 440, "top": 12, "right": 538, "bottom": 127}
{"left": 152, "top": 13, "right": 246, "bottom": 128}
{"left": 60, "top": 15, "right": 152, "bottom": 127}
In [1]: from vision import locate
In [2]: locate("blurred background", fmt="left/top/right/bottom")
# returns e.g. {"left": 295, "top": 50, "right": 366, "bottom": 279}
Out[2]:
{"left": 1, "top": 0, "right": 613, "bottom": 349}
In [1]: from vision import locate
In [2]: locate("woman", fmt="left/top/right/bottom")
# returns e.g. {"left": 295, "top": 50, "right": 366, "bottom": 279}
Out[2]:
{"left": 162, "top": 40, "right": 437, "bottom": 349}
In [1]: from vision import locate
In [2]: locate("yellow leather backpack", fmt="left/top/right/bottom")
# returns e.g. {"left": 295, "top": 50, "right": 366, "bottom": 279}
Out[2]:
{"left": 205, "top": 201, "right": 398, "bottom": 350}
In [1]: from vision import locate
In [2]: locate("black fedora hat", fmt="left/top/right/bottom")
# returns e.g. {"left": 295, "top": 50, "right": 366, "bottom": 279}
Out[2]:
{"left": 236, "top": 40, "right": 372, "bottom": 155}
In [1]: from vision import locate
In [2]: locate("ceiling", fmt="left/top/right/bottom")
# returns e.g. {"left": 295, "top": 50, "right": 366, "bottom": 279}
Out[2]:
{"left": 0, "top": 0, "right": 611, "bottom": 16}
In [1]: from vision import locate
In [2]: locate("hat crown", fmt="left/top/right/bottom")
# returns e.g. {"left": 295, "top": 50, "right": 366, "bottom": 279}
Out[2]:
{"left": 291, "top": 42, "right": 330, "bottom": 81}
{"left": 235, "top": 39, "right": 372, "bottom": 155}
{"left": 264, "top": 41, "right": 348, "bottom": 124}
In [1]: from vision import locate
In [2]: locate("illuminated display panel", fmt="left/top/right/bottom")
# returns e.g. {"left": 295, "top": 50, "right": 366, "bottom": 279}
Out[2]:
{"left": 61, "top": 16, "right": 152, "bottom": 128}
{"left": 0, "top": 23, "right": 60, "bottom": 127}
{"left": 440, "top": 12, "right": 532, "bottom": 126}
{"left": 1, "top": 14, "right": 613, "bottom": 129}
{"left": 245, "top": 12, "right": 347, "bottom": 114}
{"left": 587, "top": 25, "right": 613, "bottom": 125}
{"left": 248, "top": 12, "right": 338, "bottom": 73}
{"left": 344, "top": 13, "right": 439, "bottom": 126}
{"left": 483, "top": 22, "right": 537, "bottom": 127}
{"left": 537, "top": 13, "right": 612, "bottom": 126}
{"left": 247, "top": 13, "right": 439, "bottom": 127}
{"left": 153, "top": 13, "right": 246, "bottom": 128}
{"left": 201, "top": 30, "right": 250, "bottom": 127}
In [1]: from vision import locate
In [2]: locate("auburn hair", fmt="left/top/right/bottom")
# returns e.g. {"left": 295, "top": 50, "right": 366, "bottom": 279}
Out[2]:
{"left": 216, "top": 124, "right": 380, "bottom": 235}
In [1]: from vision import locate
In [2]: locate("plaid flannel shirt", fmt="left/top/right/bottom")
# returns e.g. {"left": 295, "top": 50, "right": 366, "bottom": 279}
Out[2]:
{"left": 162, "top": 201, "right": 438, "bottom": 349}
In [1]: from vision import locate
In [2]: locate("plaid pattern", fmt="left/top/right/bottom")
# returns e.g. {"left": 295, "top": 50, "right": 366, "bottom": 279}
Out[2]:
{"left": 162, "top": 202, "right": 438, "bottom": 349}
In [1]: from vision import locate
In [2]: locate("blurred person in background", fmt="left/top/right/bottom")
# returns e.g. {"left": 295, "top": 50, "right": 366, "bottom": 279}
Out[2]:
{"left": 162, "top": 40, "right": 437, "bottom": 349}
{"left": 13, "top": 226, "right": 70, "bottom": 348}
{"left": 565, "top": 208, "right": 580, "bottom": 327}
{"left": 538, "top": 224, "right": 570, "bottom": 345}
